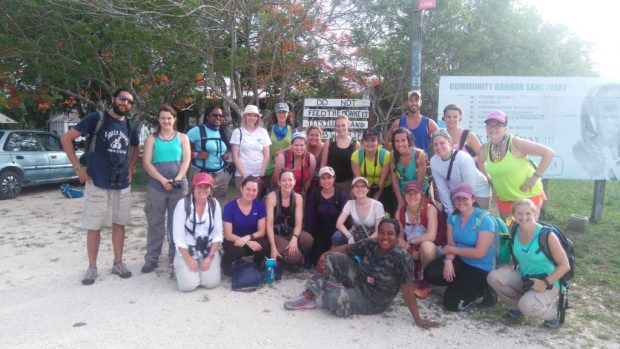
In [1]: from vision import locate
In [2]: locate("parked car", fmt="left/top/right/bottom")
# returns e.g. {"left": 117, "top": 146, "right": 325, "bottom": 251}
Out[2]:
{"left": 0, "top": 130, "right": 83, "bottom": 199}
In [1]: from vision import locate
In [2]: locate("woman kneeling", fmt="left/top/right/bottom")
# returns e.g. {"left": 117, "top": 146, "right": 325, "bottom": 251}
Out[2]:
{"left": 265, "top": 169, "right": 314, "bottom": 268}
{"left": 284, "top": 219, "right": 439, "bottom": 330}
{"left": 172, "top": 173, "right": 222, "bottom": 291}
{"left": 487, "top": 199, "right": 570, "bottom": 329}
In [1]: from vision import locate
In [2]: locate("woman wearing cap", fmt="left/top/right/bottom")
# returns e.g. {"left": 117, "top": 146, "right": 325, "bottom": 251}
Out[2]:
{"left": 230, "top": 105, "right": 272, "bottom": 192}
{"left": 487, "top": 199, "right": 570, "bottom": 329}
{"left": 333, "top": 177, "right": 386, "bottom": 246}
{"left": 306, "top": 125, "right": 326, "bottom": 191}
{"left": 351, "top": 128, "right": 396, "bottom": 216}
{"left": 397, "top": 181, "right": 442, "bottom": 299}
{"left": 221, "top": 176, "right": 270, "bottom": 274}
{"left": 321, "top": 114, "right": 360, "bottom": 197}
{"left": 390, "top": 127, "right": 428, "bottom": 211}
{"left": 305, "top": 166, "right": 348, "bottom": 265}
{"left": 271, "top": 131, "right": 316, "bottom": 196}
{"left": 430, "top": 129, "right": 491, "bottom": 215}
{"left": 442, "top": 104, "right": 483, "bottom": 159}
{"left": 142, "top": 104, "right": 191, "bottom": 274}
{"left": 480, "top": 110, "right": 555, "bottom": 220}
{"left": 171, "top": 172, "right": 222, "bottom": 291}
{"left": 423, "top": 183, "right": 497, "bottom": 311}
{"left": 264, "top": 102, "right": 294, "bottom": 181}
{"left": 265, "top": 169, "right": 314, "bottom": 268}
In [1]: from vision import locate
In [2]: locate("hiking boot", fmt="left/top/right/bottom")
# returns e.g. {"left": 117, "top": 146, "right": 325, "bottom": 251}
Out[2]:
{"left": 543, "top": 316, "right": 561, "bottom": 329}
{"left": 82, "top": 267, "right": 97, "bottom": 286}
{"left": 284, "top": 295, "right": 317, "bottom": 310}
{"left": 506, "top": 309, "right": 523, "bottom": 319}
{"left": 141, "top": 261, "right": 158, "bottom": 274}
{"left": 414, "top": 283, "right": 432, "bottom": 299}
{"left": 111, "top": 262, "right": 132, "bottom": 279}
{"left": 480, "top": 291, "right": 497, "bottom": 307}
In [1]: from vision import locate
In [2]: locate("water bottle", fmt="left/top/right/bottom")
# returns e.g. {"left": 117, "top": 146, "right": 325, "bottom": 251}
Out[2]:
{"left": 264, "top": 258, "right": 276, "bottom": 284}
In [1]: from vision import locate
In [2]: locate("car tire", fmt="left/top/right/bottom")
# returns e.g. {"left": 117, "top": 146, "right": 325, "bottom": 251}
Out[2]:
{"left": 0, "top": 170, "right": 22, "bottom": 200}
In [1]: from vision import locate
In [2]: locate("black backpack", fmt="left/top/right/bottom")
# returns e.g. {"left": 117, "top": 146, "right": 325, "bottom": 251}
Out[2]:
{"left": 191, "top": 124, "right": 234, "bottom": 174}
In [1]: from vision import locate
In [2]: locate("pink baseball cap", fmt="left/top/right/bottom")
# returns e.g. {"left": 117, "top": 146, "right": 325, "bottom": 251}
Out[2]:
{"left": 192, "top": 172, "right": 213, "bottom": 187}
{"left": 404, "top": 181, "right": 422, "bottom": 193}
{"left": 485, "top": 110, "right": 508, "bottom": 125}
{"left": 452, "top": 182, "right": 475, "bottom": 200}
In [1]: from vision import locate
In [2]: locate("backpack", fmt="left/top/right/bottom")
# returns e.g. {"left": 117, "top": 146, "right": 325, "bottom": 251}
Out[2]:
{"left": 231, "top": 259, "right": 262, "bottom": 292}
{"left": 183, "top": 194, "right": 217, "bottom": 238}
{"left": 509, "top": 222, "right": 575, "bottom": 287}
{"left": 79, "top": 111, "right": 136, "bottom": 166}
{"left": 282, "top": 149, "right": 311, "bottom": 186}
{"left": 397, "top": 201, "right": 447, "bottom": 246}
{"left": 473, "top": 210, "right": 509, "bottom": 268}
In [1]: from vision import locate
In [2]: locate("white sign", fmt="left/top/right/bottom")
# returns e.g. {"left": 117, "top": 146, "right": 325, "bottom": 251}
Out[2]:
{"left": 303, "top": 98, "right": 370, "bottom": 141}
{"left": 438, "top": 76, "right": 620, "bottom": 180}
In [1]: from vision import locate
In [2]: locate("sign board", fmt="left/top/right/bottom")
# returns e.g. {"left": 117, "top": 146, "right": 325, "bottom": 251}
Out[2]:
{"left": 417, "top": 0, "right": 436, "bottom": 10}
{"left": 303, "top": 98, "right": 370, "bottom": 140}
{"left": 438, "top": 76, "right": 620, "bottom": 180}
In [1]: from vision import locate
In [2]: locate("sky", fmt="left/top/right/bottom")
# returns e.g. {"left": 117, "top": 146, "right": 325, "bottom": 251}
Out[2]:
{"left": 523, "top": 0, "right": 620, "bottom": 78}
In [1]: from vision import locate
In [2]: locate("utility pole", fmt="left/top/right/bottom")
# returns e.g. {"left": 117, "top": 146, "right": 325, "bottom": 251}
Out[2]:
{"left": 410, "top": 1, "right": 422, "bottom": 90}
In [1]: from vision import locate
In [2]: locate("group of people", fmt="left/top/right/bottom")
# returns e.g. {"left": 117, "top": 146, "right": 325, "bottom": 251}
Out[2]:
{"left": 60, "top": 87, "right": 570, "bottom": 330}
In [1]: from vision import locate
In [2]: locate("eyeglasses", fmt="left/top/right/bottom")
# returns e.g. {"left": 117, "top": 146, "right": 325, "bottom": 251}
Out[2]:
{"left": 117, "top": 96, "right": 135, "bottom": 105}
{"left": 209, "top": 114, "right": 223, "bottom": 118}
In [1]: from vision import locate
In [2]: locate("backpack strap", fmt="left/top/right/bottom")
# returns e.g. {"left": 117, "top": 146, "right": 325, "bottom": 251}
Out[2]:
{"left": 446, "top": 150, "right": 458, "bottom": 181}
{"left": 87, "top": 111, "right": 106, "bottom": 155}
{"left": 458, "top": 129, "right": 470, "bottom": 151}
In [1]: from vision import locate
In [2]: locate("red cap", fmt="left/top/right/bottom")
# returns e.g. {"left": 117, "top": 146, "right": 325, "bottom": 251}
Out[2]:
{"left": 192, "top": 172, "right": 213, "bottom": 187}
{"left": 452, "top": 182, "right": 475, "bottom": 199}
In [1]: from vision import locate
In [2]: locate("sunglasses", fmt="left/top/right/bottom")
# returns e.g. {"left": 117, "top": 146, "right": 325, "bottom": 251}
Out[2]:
{"left": 209, "top": 114, "right": 223, "bottom": 118}
{"left": 117, "top": 96, "right": 135, "bottom": 105}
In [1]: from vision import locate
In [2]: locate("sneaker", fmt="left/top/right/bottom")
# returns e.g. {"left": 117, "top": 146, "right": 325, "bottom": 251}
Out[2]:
{"left": 506, "top": 309, "right": 523, "bottom": 319}
{"left": 82, "top": 267, "right": 97, "bottom": 286}
{"left": 543, "top": 316, "right": 561, "bottom": 329}
{"left": 414, "top": 282, "right": 432, "bottom": 299}
{"left": 141, "top": 261, "right": 157, "bottom": 273}
{"left": 284, "top": 295, "right": 317, "bottom": 310}
{"left": 111, "top": 262, "right": 132, "bottom": 279}
{"left": 480, "top": 291, "right": 497, "bottom": 307}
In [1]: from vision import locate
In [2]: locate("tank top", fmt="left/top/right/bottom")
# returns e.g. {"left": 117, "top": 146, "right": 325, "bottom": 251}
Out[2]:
{"left": 274, "top": 190, "right": 296, "bottom": 236}
{"left": 265, "top": 125, "right": 292, "bottom": 177}
{"left": 399, "top": 115, "right": 431, "bottom": 155}
{"left": 148, "top": 133, "right": 186, "bottom": 191}
{"left": 327, "top": 137, "right": 356, "bottom": 183}
{"left": 485, "top": 136, "right": 544, "bottom": 201}
{"left": 395, "top": 148, "right": 428, "bottom": 192}
{"left": 513, "top": 224, "right": 559, "bottom": 288}
{"left": 282, "top": 149, "right": 311, "bottom": 194}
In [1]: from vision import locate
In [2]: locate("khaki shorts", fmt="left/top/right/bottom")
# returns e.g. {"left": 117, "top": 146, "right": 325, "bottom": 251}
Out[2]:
{"left": 81, "top": 182, "right": 132, "bottom": 230}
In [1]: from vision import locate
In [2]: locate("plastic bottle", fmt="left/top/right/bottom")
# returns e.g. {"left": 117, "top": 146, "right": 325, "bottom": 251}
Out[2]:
{"left": 264, "top": 258, "right": 276, "bottom": 284}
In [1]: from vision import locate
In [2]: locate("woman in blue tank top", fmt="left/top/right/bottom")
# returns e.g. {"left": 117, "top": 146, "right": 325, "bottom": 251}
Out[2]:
{"left": 142, "top": 105, "right": 191, "bottom": 273}
{"left": 487, "top": 199, "right": 571, "bottom": 328}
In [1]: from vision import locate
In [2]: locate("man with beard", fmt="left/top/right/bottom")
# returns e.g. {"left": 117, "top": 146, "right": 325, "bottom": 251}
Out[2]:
{"left": 61, "top": 88, "right": 140, "bottom": 285}
{"left": 385, "top": 90, "right": 438, "bottom": 157}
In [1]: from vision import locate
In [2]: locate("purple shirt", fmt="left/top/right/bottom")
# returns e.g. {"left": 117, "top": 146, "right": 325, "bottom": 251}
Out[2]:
{"left": 222, "top": 199, "right": 266, "bottom": 237}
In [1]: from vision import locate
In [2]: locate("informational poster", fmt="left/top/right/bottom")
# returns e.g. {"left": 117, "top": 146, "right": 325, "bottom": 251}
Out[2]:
{"left": 438, "top": 76, "right": 620, "bottom": 180}
{"left": 303, "top": 98, "right": 370, "bottom": 140}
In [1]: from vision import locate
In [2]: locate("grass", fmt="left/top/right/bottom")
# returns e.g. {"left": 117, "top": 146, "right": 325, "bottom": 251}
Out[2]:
{"left": 132, "top": 165, "right": 619, "bottom": 345}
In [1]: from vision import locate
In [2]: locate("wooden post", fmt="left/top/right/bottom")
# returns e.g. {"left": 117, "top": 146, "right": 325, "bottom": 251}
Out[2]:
{"left": 590, "top": 180, "right": 606, "bottom": 223}
{"left": 539, "top": 178, "right": 549, "bottom": 220}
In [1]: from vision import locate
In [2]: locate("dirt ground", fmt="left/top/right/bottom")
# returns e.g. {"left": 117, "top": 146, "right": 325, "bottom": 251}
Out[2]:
{"left": 0, "top": 185, "right": 594, "bottom": 348}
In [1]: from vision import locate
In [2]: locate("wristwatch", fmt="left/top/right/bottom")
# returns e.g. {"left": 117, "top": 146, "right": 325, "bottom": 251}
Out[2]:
{"left": 543, "top": 278, "right": 552, "bottom": 290}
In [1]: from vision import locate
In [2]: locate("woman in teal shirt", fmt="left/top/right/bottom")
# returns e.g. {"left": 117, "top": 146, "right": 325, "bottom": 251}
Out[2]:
{"left": 487, "top": 199, "right": 570, "bottom": 328}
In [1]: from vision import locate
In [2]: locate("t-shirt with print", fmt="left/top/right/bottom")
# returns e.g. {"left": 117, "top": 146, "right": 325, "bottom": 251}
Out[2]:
{"left": 449, "top": 208, "right": 497, "bottom": 272}
{"left": 73, "top": 111, "right": 139, "bottom": 189}
{"left": 230, "top": 127, "right": 271, "bottom": 177}
{"left": 342, "top": 199, "right": 385, "bottom": 229}
{"left": 186, "top": 125, "right": 228, "bottom": 172}
{"left": 350, "top": 148, "right": 392, "bottom": 187}
{"left": 222, "top": 199, "right": 267, "bottom": 237}
{"left": 350, "top": 238, "right": 414, "bottom": 311}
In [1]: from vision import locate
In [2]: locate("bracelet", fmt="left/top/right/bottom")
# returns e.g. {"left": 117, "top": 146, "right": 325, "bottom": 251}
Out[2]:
{"left": 250, "top": 233, "right": 255, "bottom": 240}
{"left": 73, "top": 165, "right": 81, "bottom": 171}
{"left": 532, "top": 172, "right": 542, "bottom": 178}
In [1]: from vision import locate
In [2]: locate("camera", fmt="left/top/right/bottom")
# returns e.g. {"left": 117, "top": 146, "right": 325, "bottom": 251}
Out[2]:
{"left": 171, "top": 179, "right": 183, "bottom": 189}
{"left": 368, "top": 184, "right": 380, "bottom": 197}
{"left": 521, "top": 273, "right": 548, "bottom": 291}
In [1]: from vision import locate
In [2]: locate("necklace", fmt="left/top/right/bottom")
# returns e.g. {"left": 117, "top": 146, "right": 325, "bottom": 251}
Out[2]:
{"left": 159, "top": 130, "right": 176, "bottom": 141}
{"left": 490, "top": 135, "right": 509, "bottom": 162}
{"left": 406, "top": 202, "right": 423, "bottom": 224}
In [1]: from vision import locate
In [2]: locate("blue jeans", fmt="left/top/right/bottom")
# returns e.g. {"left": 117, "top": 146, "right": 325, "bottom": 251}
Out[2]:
{"left": 331, "top": 230, "right": 349, "bottom": 247}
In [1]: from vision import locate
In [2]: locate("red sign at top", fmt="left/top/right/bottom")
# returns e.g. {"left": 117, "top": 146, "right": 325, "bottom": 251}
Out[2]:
{"left": 417, "top": 0, "right": 436, "bottom": 10}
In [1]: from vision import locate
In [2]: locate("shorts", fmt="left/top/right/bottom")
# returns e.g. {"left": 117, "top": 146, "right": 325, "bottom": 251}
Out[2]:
{"left": 81, "top": 182, "right": 132, "bottom": 230}
{"left": 495, "top": 192, "right": 547, "bottom": 214}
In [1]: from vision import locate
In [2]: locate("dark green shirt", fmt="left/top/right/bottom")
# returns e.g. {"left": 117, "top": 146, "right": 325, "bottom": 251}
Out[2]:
{"left": 351, "top": 239, "right": 415, "bottom": 310}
